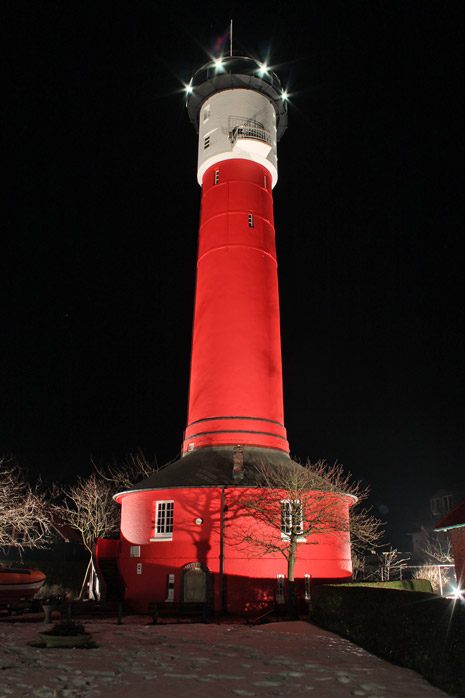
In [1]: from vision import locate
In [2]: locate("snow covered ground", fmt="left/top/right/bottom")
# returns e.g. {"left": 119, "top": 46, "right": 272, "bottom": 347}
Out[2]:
{"left": 0, "top": 618, "right": 451, "bottom": 697}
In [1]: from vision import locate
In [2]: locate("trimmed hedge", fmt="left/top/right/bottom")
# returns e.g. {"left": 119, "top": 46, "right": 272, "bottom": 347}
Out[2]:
{"left": 339, "top": 579, "right": 433, "bottom": 593}
{"left": 312, "top": 584, "right": 465, "bottom": 697}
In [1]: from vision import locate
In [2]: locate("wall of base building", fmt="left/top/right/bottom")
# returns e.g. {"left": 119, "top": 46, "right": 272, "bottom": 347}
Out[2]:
{"left": 110, "top": 486, "right": 353, "bottom": 615}
{"left": 452, "top": 529, "right": 465, "bottom": 587}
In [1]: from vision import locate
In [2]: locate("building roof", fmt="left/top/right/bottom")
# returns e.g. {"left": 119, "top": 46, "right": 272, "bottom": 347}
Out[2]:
{"left": 116, "top": 446, "right": 292, "bottom": 492}
{"left": 435, "top": 498, "right": 465, "bottom": 531}
{"left": 114, "top": 446, "right": 357, "bottom": 505}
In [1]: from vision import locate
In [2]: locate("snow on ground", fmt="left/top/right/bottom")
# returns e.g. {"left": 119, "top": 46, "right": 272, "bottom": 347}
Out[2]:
{"left": 0, "top": 617, "right": 451, "bottom": 697}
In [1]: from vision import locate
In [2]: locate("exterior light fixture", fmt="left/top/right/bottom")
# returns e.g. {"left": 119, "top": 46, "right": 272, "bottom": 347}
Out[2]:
{"left": 257, "top": 62, "right": 268, "bottom": 76}
{"left": 214, "top": 57, "right": 223, "bottom": 71}
{"left": 281, "top": 90, "right": 288, "bottom": 102}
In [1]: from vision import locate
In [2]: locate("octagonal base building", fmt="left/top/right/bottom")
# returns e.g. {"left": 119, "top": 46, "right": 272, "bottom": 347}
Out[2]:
{"left": 96, "top": 56, "right": 353, "bottom": 615}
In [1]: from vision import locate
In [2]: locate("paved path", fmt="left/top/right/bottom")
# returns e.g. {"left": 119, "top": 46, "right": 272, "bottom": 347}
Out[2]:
{"left": 0, "top": 619, "right": 451, "bottom": 697}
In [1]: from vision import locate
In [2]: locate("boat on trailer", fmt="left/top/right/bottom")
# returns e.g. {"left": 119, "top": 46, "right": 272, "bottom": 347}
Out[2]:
{"left": 0, "top": 566, "right": 46, "bottom": 602}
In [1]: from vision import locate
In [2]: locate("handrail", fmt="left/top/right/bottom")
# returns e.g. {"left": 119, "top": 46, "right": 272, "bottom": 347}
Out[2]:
{"left": 229, "top": 116, "right": 271, "bottom": 147}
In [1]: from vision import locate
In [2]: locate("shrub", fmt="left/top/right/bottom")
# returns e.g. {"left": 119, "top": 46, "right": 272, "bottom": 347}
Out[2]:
{"left": 45, "top": 620, "right": 86, "bottom": 636}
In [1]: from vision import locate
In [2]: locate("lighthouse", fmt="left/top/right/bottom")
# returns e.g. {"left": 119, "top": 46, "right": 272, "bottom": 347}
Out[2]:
{"left": 182, "top": 55, "right": 288, "bottom": 456}
{"left": 103, "top": 52, "right": 354, "bottom": 616}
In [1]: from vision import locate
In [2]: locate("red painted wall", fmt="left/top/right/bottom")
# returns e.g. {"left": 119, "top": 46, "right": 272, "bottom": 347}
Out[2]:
{"left": 183, "top": 160, "right": 288, "bottom": 455}
{"left": 114, "top": 486, "right": 352, "bottom": 614}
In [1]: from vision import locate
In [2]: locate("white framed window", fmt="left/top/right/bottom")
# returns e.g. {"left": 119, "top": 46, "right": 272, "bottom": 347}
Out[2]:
{"left": 151, "top": 500, "right": 174, "bottom": 541}
{"left": 443, "top": 494, "right": 454, "bottom": 513}
{"left": 214, "top": 169, "right": 219, "bottom": 184}
{"left": 248, "top": 213, "right": 254, "bottom": 227}
{"left": 130, "top": 545, "right": 141, "bottom": 557}
{"left": 203, "top": 105, "right": 210, "bottom": 122}
{"left": 431, "top": 497, "right": 441, "bottom": 515}
{"left": 281, "top": 500, "right": 306, "bottom": 541}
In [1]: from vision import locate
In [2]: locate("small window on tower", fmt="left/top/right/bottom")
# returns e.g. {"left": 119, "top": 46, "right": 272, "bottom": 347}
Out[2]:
{"left": 248, "top": 213, "right": 254, "bottom": 227}
{"left": 204, "top": 135, "right": 210, "bottom": 149}
{"left": 203, "top": 105, "right": 210, "bottom": 122}
{"left": 264, "top": 175, "right": 267, "bottom": 189}
{"left": 214, "top": 169, "right": 219, "bottom": 184}
{"left": 151, "top": 500, "right": 174, "bottom": 541}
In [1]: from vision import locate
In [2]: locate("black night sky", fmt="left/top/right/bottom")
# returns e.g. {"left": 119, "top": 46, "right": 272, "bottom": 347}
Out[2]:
{"left": 2, "top": 1, "right": 463, "bottom": 546}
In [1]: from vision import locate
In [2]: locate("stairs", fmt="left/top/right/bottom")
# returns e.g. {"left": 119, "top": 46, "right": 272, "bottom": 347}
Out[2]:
{"left": 96, "top": 558, "right": 122, "bottom": 601}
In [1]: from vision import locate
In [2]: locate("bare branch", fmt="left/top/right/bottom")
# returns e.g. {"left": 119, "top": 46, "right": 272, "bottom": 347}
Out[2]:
{"left": 93, "top": 451, "right": 157, "bottom": 492}
{"left": 0, "top": 457, "right": 53, "bottom": 552}
{"left": 54, "top": 474, "right": 119, "bottom": 554}
{"left": 55, "top": 452, "right": 156, "bottom": 556}
{"left": 421, "top": 527, "right": 454, "bottom": 564}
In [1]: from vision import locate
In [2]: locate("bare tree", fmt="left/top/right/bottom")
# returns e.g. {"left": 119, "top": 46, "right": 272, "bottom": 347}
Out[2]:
{"left": 412, "top": 528, "right": 455, "bottom": 594}
{"left": 423, "top": 528, "right": 454, "bottom": 565}
{"left": 56, "top": 474, "right": 119, "bottom": 557}
{"left": 0, "top": 458, "right": 53, "bottom": 553}
{"left": 379, "top": 547, "right": 410, "bottom": 581}
{"left": 231, "top": 459, "right": 383, "bottom": 617}
{"left": 55, "top": 453, "right": 156, "bottom": 597}
{"left": 93, "top": 450, "right": 156, "bottom": 492}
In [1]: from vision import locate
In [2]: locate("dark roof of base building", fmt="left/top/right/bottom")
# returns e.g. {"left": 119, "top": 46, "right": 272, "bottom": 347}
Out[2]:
{"left": 118, "top": 446, "right": 303, "bottom": 494}
{"left": 435, "top": 498, "right": 465, "bottom": 531}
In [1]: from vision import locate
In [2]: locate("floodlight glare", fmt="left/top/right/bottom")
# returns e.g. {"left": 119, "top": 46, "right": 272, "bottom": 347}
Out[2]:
{"left": 281, "top": 90, "right": 288, "bottom": 102}
{"left": 258, "top": 62, "right": 268, "bottom": 76}
{"left": 214, "top": 57, "right": 223, "bottom": 70}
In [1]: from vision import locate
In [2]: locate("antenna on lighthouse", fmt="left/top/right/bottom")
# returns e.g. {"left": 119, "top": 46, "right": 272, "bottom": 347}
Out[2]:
{"left": 229, "top": 19, "right": 233, "bottom": 56}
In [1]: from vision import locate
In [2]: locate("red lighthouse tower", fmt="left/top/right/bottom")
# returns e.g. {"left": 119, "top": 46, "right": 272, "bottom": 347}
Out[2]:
{"left": 105, "top": 54, "right": 353, "bottom": 616}
{"left": 183, "top": 56, "right": 288, "bottom": 456}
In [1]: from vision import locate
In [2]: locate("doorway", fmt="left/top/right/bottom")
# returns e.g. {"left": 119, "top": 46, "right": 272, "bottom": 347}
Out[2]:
{"left": 183, "top": 567, "right": 207, "bottom": 602}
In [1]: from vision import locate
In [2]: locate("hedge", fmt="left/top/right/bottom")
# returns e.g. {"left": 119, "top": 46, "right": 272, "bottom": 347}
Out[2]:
{"left": 339, "top": 579, "right": 433, "bottom": 592}
{"left": 312, "top": 584, "right": 465, "bottom": 697}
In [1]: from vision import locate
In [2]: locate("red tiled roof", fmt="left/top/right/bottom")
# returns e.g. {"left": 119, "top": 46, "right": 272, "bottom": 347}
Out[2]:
{"left": 435, "top": 498, "right": 465, "bottom": 531}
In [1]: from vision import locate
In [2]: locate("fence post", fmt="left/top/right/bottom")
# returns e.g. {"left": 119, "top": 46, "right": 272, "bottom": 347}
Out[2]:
{"left": 438, "top": 566, "right": 444, "bottom": 596}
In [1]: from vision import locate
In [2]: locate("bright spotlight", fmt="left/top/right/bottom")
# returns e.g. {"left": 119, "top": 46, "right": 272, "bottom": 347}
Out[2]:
{"left": 185, "top": 80, "right": 193, "bottom": 95}
{"left": 281, "top": 90, "right": 288, "bottom": 102}
{"left": 214, "top": 57, "right": 223, "bottom": 70}
{"left": 257, "top": 62, "right": 268, "bottom": 76}
{"left": 451, "top": 587, "right": 464, "bottom": 601}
